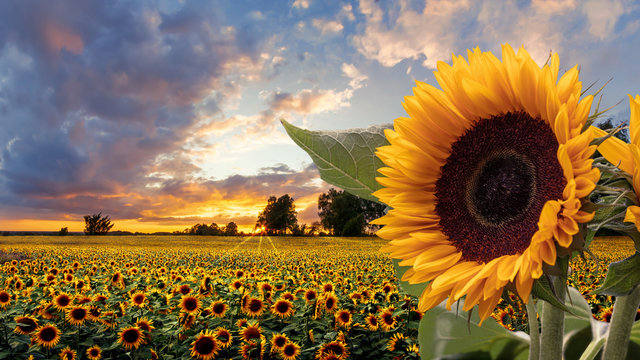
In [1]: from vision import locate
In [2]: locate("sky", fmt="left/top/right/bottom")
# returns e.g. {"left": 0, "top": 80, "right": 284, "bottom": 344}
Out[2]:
{"left": 1, "top": 0, "right": 640, "bottom": 233}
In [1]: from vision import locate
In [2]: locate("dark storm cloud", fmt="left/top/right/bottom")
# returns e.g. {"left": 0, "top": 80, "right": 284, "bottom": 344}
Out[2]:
{"left": 0, "top": 1, "right": 270, "bottom": 221}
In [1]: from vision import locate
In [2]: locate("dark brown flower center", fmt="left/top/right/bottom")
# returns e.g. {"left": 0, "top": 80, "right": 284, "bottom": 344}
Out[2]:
{"left": 213, "top": 303, "right": 225, "bottom": 314}
{"left": 123, "top": 329, "right": 140, "bottom": 343}
{"left": 195, "top": 336, "right": 216, "bottom": 355}
{"left": 0, "top": 292, "right": 9, "bottom": 302}
{"left": 283, "top": 344, "right": 297, "bottom": 356}
{"left": 276, "top": 301, "right": 290, "bottom": 313}
{"left": 274, "top": 336, "right": 287, "bottom": 347}
{"left": 184, "top": 298, "right": 198, "bottom": 311}
{"left": 248, "top": 299, "right": 262, "bottom": 312}
{"left": 71, "top": 308, "right": 87, "bottom": 320}
{"left": 40, "top": 326, "right": 56, "bottom": 342}
{"left": 17, "top": 317, "right": 37, "bottom": 332}
{"left": 435, "top": 112, "right": 565, "bottom": 263}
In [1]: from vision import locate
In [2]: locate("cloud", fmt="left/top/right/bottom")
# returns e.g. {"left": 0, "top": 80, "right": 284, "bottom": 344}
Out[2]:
{"left": 353, "top": 0, "right": 635, "bottom": 70}
{"left": 292, "top": 0, "right": 310, "bottom": 9}
{"left": 312, "top": 18, "right": 344, "bottom": 35}
{"left": 0, "top": 1, "right": 279, "bottom": 226}
{"left": 582, "top": 0, "right": 627, "bottom": 40}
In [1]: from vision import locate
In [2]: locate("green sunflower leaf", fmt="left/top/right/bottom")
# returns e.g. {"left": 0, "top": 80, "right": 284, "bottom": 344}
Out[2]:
{"left": 418, "top": 301, "right": 529, "bottom": 360}
{"left": 392, "top": 258, "right": 427, "bottom": 298}
{"left": 281, "top": 119, "right": 391, "bottom": 203}
{"left": 592, "top": 252, "right": 640, "bottom": 296}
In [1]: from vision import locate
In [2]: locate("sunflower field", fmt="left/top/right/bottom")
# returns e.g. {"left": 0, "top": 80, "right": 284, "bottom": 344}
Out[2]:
{"left": 0, "top": 235, "right": 634, "bottom": 360}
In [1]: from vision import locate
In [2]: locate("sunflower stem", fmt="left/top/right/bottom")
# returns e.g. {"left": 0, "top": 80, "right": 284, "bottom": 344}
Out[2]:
{"left": 601, "top": 284, "right": 640, "bottom": 360}
{"left": 526, "top": 297, "right": 540, "bottom": 360}
{"left": 540, "top": 276, "right": 566, "bottom": 360}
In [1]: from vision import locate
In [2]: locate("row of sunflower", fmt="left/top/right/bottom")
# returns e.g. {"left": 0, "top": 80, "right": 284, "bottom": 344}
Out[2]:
{"left": 0, "top": 238, "right": 422, "bottom": 359}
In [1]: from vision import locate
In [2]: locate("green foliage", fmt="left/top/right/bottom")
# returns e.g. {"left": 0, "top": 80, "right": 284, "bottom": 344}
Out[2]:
{"left": 83, "top": 212, "right": 114, "bottom": 235}
{"left": 281, "top": 120, "right": 391, "bottom": 203}
{"left": 57, "top": 227, "right": 68, "bottom": 236}
{"left": 224, "top": 221, "right": 238, "bottom": 236}
{"left": 256, "top": 194, "right": 298, "bottom": 235}
{"left": 418, "top": 302, "right": 529, "bottom": 360}
{"left": 593, "top": 252, "right": 640, "bottom": 296}
{"left": 318, "top": 188, "right": 386, "bottom": 236}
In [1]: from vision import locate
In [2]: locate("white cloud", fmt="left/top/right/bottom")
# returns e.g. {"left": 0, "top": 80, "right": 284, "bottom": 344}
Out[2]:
{"left": 341, "top": 63, "right": 367, "bottom": 90}
{"left": 582, "top": 0, "right": 627, "bottom": 40}
{"left": 312, "top": 18, "right": 344, "bottom": 35}
{"left": 292, "top": 0, "right": 310, "bottom": 9}
{"left": 353, "top": 0, "right": 470, "bottom": 68}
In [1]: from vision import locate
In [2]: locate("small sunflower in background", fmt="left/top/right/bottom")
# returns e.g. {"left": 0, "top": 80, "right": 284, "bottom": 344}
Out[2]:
{"left": 58, "top": 347, "right": 76, "bottom": 360}
{"left": 190, "top": 329, "right": 220, "bottom": 360}
{"left": 210, "top": 300, "right": 228, "bottom": 318}
{"left": 85, "top": 345, "right": 102, "bottom": 360}
{"left": 374, "top": 43, "right": 598, "bottom": 322}
{"left": 334, "top": 309, "right": 352, "bottom": 328}
{"left": 53, "top": 292, "right": 73, "bottom": 311}
{"left": 14, "top": 315, "right": 38, "bottom": 335}
{"left": 66, "top": 306, "right": 89, "bottom": 326}
{"left": 281, "top": 341, "right": 301, "bottom": 360}
{"left": 270, "top": 333, "right": 290, "bottom": 353}
{"left": 33, "top": 323, "right": 61, "bottom": 349}
{"left": 179, "top": 295, "right": 201, "bottom": 314}
{"left": 135, "top": 317, "right": 155, "bottom": 333}
{"left": 316, "top": 340, "right": 349, "bottom": 360}
{"left": 271, "top": 299, "right": 295, "bottom": 318}
{"left": 130, "top": 291, "right": 147, "bottom": 307}
{"left": 240, "top": 321, "right": 262, "bottom": 343}
{"left": 243, "top": 297, "right": 265, "bottom": 317}
{"left": 117, "top": 326, "right": 145, "bottom": 350}
{"left": 215, "top": 327, "right": 233, "bottom": 348}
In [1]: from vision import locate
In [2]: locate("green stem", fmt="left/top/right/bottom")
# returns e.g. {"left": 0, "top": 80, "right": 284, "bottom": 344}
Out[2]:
{"left": 540, "top": 276, "right": 567, "bottom": 360}
{"left": 526, "top": 297, "right": 540, "bottom": 360}
{"left": 601, "top": 285, "right": 640, "bottom": 360}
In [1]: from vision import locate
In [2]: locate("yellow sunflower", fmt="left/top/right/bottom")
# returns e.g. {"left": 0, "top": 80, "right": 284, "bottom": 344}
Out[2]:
{"left": 33, "top": 324, "right": 61, "bottom": 348}
{"left": 281, "top": 341, "right": 301, "bottom": 360}
{"left": 592, "top": 95, "right": 640, "bottom": 229}
{"left": 66, "top": 306, "right": 89, "bottom": 326}
{"left": 58, "top": 347, "right": 77, "bottom": 360}
{"left": 374, "top": 44, "right": 598, "bottom": 322}
{"left": 271, "top": 299, "right": 295, "bottom": 318}
{"left": 210, "top": 300, "right": 228, "bottom": 318}
{"left": 271, "top": 333, "right": 290, "bottom": 352}
{"left": 117, "top": 326, "right": 145, "bottom": 350}
{"left": 14, "top": 315, "right": 39, "bottom": 335}
{"left": 190, "top": 330, "right": 220, "bottom": 360}
{"left": 215, "top": 327, "right": 233, "bottom": 348}
{"left": 86, "top": 345, "right": 102, "bottom": 360}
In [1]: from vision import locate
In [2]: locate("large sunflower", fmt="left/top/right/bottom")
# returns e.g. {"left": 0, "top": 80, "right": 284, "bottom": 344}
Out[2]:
{"left": 374, "top": 44, "right": 598, "bottom": 322}
{"left": 592, "top": 94, "right": 640, "bottom": 229}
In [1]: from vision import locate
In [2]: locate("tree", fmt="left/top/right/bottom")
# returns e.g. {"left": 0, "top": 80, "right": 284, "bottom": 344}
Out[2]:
{"left": 224, "top": 222, "right": 238, "bottom": 236}
{"left": 256, "top": 194, "right": 298, "bottom": 235}
{"left": 318, "top": 188, "right": 386, "bottom": 236}
{"left": 596, "top": 117, "right": 630, "bottom": 143}
{"left": 58, "top": 227, "right": 68, "bottom": 236}
{"left": 83, "top": 213, "right": 114, "bottom": 235}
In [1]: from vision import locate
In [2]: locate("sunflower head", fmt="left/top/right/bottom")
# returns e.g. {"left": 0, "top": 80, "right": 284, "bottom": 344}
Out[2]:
{"left": 58, "top": 347, "right": 77, "bottom": 360}
{"left": 179, "top": 295, "right": 201, "bottom": 314}
{"left": 271, "top": 299, "right": 295, "bottom": 318}
{"left": 374, "top": 44, "right": 599, "bottom": 322}
{"left": 191, "top": 330, "right": 220, "bottom": 360}
{"left": 34, "top": 324, "right": 61, "bottom": 348}
{"left": 86, "top": 346, "right": 102, "bottom": 360}
{"left": 281, "top": 341, "right": 301, "bottom": 360}
{"left": 118, "top": 327, "right": 145, "bottom": 350}
{"left": 271, "top": 333, "right": 290, "bottom": 350}
{"left": 66, "top": 306, "right": 88, "bottom": 326}
{"left": 14, "top": 315, "right": 38, "bottom": 335}
{"left": 215, "top": 327, "right": 233, "bottom": 348}
{"left": 210, "top": 301, "right": 228, "bottom": 318}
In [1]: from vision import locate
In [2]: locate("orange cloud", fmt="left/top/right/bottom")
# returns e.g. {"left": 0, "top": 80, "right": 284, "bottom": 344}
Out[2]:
{"left": 43, "top": 21, "right": 84, "bottom": 54}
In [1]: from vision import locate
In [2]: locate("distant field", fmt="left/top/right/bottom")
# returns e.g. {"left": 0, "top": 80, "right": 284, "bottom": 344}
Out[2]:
{"left": 0, "top": 235, "right": 635, "bottom": 359}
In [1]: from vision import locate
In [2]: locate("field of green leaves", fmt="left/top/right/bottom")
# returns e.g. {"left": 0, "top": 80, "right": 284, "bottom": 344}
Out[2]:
{"left": 0, "top": 235, "right": 635, "bottom": 359}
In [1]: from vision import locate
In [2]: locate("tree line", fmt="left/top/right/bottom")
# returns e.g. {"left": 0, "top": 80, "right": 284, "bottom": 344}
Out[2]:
{"left": 77, "top": 188, "right": 384, "bottom": 236}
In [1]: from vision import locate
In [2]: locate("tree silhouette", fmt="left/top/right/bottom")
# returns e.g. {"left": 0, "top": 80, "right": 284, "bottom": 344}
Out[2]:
{"left": 224, "top": 222, "right": 238, "bottom": 236}
{"left": 83, "top": 213, "right": 114, "bottom": 235}
{"left": 256, "top": 194, "right": 297, "bottom": 235}
{"left": 318, "top": 188, "right": 386, "bottom": 236}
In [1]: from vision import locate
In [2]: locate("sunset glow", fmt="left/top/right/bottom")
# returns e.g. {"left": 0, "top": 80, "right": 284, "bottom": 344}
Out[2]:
{"left": 1, "top": 1, "right": 639, "bottom": 233}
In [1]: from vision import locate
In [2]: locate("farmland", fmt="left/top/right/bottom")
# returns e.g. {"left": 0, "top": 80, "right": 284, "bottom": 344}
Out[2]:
{"left": 0, "top": 235, "right": 635, "bottom": 359}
